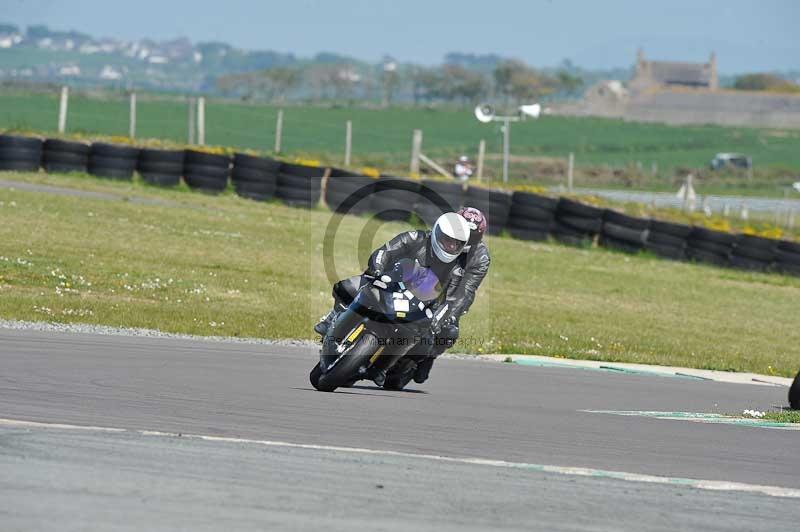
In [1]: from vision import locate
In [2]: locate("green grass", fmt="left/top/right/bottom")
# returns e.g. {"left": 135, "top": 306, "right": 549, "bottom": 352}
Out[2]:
{"left": 1, "top": 170, "right": 799, "bottom": 376}
{"left": 758, "top": 411, "right": 800, "bottom": 423}
{"left": 2, "top": 90, "right": 800, "bottom": 193}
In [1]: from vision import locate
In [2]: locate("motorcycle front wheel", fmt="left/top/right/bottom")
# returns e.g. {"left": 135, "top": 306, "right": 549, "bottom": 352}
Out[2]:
{"left": 315, "top": 331, "right": 379, "bottom": 392}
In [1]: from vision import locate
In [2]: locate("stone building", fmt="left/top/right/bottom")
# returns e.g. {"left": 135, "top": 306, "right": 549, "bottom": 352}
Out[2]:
{"left": 560, "top": 49, "right": 800, "bottom": 128}
{"left": 629, "top": 49, "right": 718, "bottom": 92}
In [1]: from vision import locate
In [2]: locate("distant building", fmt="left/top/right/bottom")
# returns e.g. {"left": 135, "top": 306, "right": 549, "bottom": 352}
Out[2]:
{"left": 630, "top": 49, "right": 718, "bottom": 92}
{"left": 561, "top": 49, "right": 800, "bottom": 128}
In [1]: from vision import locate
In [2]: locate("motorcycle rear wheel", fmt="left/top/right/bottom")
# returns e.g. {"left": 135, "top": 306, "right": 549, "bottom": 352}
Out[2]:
{"left": 383, "top": 358, "right": 417, "bottom": 391}
{"left": 316, "top": 331, "right": 379, "bottom": 392}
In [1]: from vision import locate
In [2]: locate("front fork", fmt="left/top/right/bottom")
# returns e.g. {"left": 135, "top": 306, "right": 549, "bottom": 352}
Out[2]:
{"left": 320, "top": 308, "right": 407, "bottom": 375}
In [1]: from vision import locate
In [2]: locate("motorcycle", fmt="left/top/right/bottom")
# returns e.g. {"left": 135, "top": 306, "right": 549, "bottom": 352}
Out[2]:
{"left": 310, "top": 258, "right": 446, "bottom": 392}
{"left": 791, "top": 370, "right": 800, "bottom": 410}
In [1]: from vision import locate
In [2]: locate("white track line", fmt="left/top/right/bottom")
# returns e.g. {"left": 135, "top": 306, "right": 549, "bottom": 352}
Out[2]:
{"left": 1, "top": 417, "right": 798, "bottom": 499}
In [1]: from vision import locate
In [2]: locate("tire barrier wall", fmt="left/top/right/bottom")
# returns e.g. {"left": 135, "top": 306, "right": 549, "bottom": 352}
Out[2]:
{"left": 89, "top": 142, "right": 140, "bottom": 180}
{"left": 232, "top": 152, "right": 279, "bottom": 201}
{"left": 184, "top": 149, "right": 230, "bottom": 193}
{"left": 276, "top": 162, "right": 324, "bottom": 208}
{"left": 138, "top": 148, "right": 184, "bottom": 187}
{"left": 0, "top": 133, "right": 798, "bottom": 277}
{"left": 506, "top": 191, "right": 558, "bottom": 242}
{"left": 325, "top": 168, "right": 375, "bottom": 214}
{"left": 43, "top": 139, "right": 90, "bottom": 174}
{"left": 0, "top": 134, "right": 42, "bottom": 172}
{"left": 600, "top": 210, "right": 649, "bottom": 254}
{"left": 553, "top": 197, "right": 604, "bottom": 246}
{"left": 414, "top": 179, "right": 465, "bottom": 227}
{"left": 371, "top": 176, "right": 421, "bottom": 221}
{"left": 465, "top": 186, "right": 513, "bottom": 236}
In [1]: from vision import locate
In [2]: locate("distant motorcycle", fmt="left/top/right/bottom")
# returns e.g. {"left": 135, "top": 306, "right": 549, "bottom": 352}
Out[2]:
{"left": 310, "top": 259, "right": 445, "bottom": 392}
{"left": 790, "top": 370, "right": 800, "bottom": 410}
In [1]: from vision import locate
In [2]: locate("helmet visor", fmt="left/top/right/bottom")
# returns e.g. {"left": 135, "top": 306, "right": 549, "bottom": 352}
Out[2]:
{"left": 434, "top": 224, "right": 466, "bottom": 255}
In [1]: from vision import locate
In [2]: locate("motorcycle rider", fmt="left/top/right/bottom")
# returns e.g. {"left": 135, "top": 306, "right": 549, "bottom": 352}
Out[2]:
{"left": 315, "top": 207, "right": 491, "bottom": 386}
{"left": 409, "top": 206, "right": 490, "bottom": 383}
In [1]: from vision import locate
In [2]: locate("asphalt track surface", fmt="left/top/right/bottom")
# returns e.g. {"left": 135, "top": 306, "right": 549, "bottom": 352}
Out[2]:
{"left": 1, "top": 329, "right": 798, "bottom": 531}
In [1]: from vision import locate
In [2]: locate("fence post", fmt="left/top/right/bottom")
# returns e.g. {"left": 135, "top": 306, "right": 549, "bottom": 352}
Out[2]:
{"left": 344, "top": 120, "right": 352, "bottom": 166}
{"left": 567, "top": 152, "right": 574, "bottom": 192}
{"left": 274, "top": 109, "right": 283, "bottom": 154}
{"left": 187, "top": 97, "right": 196, "bottom": 144}
{"left": 476, "top": 139, "right": 485, "bottom": 182}
{"left": 128, "top": 92, "right": 137, "bottom": 139}
{"left": 197, "top": 97, "right": 206, "bottom": 146}
{"left": 410, "top": 129, "right": 422, "bottom": 175}
{"left": 57, "top": 86, "right": 69, "bottom": 133}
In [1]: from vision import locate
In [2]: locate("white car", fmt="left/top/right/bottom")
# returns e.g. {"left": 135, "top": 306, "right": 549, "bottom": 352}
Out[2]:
{"left": 710, "top": 153, "right": 751, "bottom": 170}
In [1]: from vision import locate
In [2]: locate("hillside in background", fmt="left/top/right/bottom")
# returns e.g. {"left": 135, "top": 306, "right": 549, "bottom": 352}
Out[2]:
{"left": 0, "top": 21, "right": 625, "bottom": 102}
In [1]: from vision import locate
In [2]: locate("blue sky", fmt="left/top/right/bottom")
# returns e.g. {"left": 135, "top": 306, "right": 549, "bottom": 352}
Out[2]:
{"left": 4, "top": 0, "right": 798, "bottom": 72}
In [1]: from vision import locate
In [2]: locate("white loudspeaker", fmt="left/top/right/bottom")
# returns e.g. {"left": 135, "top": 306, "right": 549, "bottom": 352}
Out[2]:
{"left": 519, "top": 103, "right": 541, "bottom": 119}
{"left": 474, "top": 104, "right": 494, "bottom": 123}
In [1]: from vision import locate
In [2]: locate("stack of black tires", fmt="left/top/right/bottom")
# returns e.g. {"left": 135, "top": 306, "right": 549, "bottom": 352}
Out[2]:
{"left": 645, "top": 220, "right": 690, "bottom": 260}
{"left": 506, "top": 191, "right": 557, "bottom": 241}
{"left": 0, "top": 134, "right": 42, "bottom": 171}
{"left": 774, "top": 240, "right": 800, "bottom": 276}
{"left": 276, "top": 162, "right": 324, "bottom": 208}
{"left": 88, "top": 143, "right": 140, "bottom": 180}
{"left": 137, "top": 148, "right": 184, "bottom": 187}
{"left": 183, "top": 150, "right": 230, "bottom": 193}
{"left": 464, "top": 186, "right": 512, "bottom": 235}
{"left": 413, "top": 179, "right": 465, "bottom": 227}
{"left": 43, "top": 139, "right": 90, "bottom": 174}
{"left": 370, "top": 176, "right": 420, "bottom": 221}
{"left": 553, "top": 198, "right": 603, "bottom": 246}
{"left": 600, "top": 210, "right": 649, "bottom": 253}
{"left": 231, "top": 153, "right": 279, "bottom": 201}
{"left": 325, "top": 168, "right": 375, "bottom": 214}
{"left": 729, "top": 234, "right": 776, "bottom": 272}
{"left": 686, "top": 227, "right": 735, "bottom": 267}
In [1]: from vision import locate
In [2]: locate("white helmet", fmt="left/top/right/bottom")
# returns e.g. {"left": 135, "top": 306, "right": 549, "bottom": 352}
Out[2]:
{"left": 431, "top": 212, "right": 470, "bottom": 263}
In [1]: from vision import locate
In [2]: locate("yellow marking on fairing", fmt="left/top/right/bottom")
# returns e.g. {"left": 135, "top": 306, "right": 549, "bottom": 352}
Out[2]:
{"left": 369, "top": 346, "right": 385, "bottom": 364}
{"left": 396, "top": 312, "right": 406, "bottom": 318}
{"left": 347, "top": 324, "right": 365, "bottom": 343}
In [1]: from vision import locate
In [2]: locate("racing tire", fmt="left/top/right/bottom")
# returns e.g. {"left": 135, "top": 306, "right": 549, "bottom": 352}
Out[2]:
{"left": 557, "top": 215, "right": 602, "bottom": 234}
{"left": 644, "top": 242, "right": 685, "bottom": 261}
{"left": 687, "top": 239, "right": 732, "bottom": 256}
{"left": 690, "top": 227, "right": 736, "bottom": 246}
{"left": 778, "top": 240, "right": 800, "bottom": 255}
{"left": 647, "top": 231, "right": 686, "bottom": 248}
{"left": 729, "top": 253, "right": 769, "bottom": 272}
{"left": 280, "top": 162, "right": 325, "bottom": 178}
{"left": 233, "top": 152, "right": 280, "bottom": 173}
{"left": 511, "top": 191, "right": 558, "bottom": 210}
{"left": 316, "top": 331, "right": 379, "bottom": 392}
{"left": 790, "top": 371, "right": 800, "bottom": 410}
{"left": 184, "top": 149, "right": 230, "bottom": 167}
{"left": 509, "top": 203, "right": 556, "bottom": 221}
{"left": 649, "top": 220, "right": 693, "bottom": 238}
{"left": 91, "top": 142, "right": 139, "bottom": 159}
{"left": 557, "top": 197, "right": 603, "bottom": 218}
{"left": 0, "top": 134, "right": 42, "bottom": 150}
{"left": 602, "top": 222, "right": 646, "bottom": 244}
{"left": 602, "top": 210, "right": 649, "bottom": 230}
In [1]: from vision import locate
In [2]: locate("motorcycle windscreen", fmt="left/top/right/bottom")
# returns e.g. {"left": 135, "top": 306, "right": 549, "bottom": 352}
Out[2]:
{"left": 397, "top": 258, "right": 442, "bottom": 302}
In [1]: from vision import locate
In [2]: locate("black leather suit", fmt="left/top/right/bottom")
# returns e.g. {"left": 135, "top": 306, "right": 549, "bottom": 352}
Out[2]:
{"left": 332, "top": 230, "right": 491, "bottom": 358}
